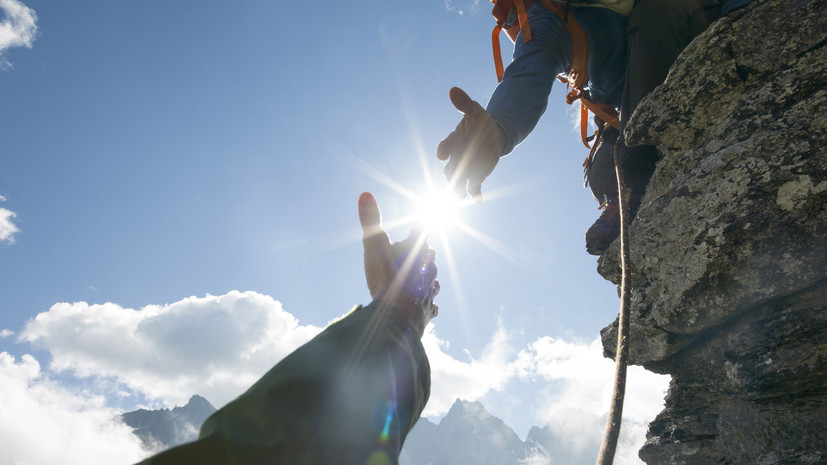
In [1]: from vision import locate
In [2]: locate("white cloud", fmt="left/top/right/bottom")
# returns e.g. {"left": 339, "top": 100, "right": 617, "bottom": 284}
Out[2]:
{"left": 518, "top": 336, "right": 669, "bottom": 465}
{"left": 20, "top": 291, "right": 323, "bottom": 408}
{"left": 444, "top": 0, "right": 481, "bottom": 15}
{"left": 423, "top": 317, "right": 523, "bottom": 416}
{"left": 0, "top": 196, "right": 20, "bottom": 243}
{"left": 0, "top": 328, "right": 13, "bottom": 339}
{"left": 20, "top": 291, "right": 525, "bottom": 416}
{"left": 0, "top": 0, "right": 38, "bottom": 69}
{"left": 0, "top": 352, "right": 149, "bottom": 465}
{"left": 523, "top": 336, "right": 667, "bottom": 423}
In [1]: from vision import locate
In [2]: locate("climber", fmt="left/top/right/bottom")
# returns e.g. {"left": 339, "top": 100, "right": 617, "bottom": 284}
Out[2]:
{"left": 136, "top": 192, "right": 439, "bottom": 465}
{"left": 437, "top": 0, "right": 752, "bottom": 255}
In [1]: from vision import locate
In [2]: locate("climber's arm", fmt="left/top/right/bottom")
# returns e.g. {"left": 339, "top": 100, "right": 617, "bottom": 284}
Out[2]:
{"left": 486, "top": 1, "right": 572, "bottom": 156}
{"left": 436, "top": 2, "right": 571, "bottom": 201}
{"left": 134, "top": 300, "right": 431, "bottom": 465}
{"left": 135, "top": 193, "right": 438, "bottom": 465}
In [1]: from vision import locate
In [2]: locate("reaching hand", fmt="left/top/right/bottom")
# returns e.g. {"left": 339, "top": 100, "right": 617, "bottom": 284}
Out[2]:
{"left": 358, "top": 192, "right": 439, "bottom": 335}
{"left": 437, "top": 87, "right": 506, "bottom": 202}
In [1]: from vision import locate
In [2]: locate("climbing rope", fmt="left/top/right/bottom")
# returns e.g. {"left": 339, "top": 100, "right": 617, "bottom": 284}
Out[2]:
{"left": 595, "top": 144, "right": 632, "bottom": 465}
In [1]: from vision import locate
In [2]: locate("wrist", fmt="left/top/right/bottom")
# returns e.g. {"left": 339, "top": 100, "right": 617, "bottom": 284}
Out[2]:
{"left": 375, "top": 287, "right": 435, "bottom": 338}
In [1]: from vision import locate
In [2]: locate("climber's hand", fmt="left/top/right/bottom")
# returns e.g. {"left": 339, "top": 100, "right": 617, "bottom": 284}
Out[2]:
{"left": 437, "top": 87, "right": 506, "bottom": 202}
{"left": 359, "top": 192, "right": 439, "bottom": 336}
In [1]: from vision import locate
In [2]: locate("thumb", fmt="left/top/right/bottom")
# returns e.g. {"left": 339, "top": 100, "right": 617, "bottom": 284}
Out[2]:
{"left": 449, "top": 87, "right": 483, "bottom": 117}
{"left": 359, "top": 192, "right": 386, "bottom": 240}
{"left": 359, "top": 192, "right": 392, "bottom": 298}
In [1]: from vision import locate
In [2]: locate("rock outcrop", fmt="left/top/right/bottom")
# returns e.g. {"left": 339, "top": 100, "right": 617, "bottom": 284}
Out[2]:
{"left": 598, "top": 0, "right": 826, "bottom": 463}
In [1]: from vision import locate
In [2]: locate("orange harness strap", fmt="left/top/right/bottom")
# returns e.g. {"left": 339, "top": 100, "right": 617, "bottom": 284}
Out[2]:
{"left": 492, "top": 24, "right": 505, "bottom": 81}
{"left": 557, "top": 75, "right": 620, "bottom": 147}
{"left": 491, "top": 0, "right": 533, "bottom": 82}
{"left": 538, "top": 0, "right": 589, "bottom": 91}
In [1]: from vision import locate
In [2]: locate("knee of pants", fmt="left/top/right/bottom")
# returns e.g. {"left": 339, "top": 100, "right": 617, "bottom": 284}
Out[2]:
{"left": 628, "top": 0, "right": 719, "bottom": 38}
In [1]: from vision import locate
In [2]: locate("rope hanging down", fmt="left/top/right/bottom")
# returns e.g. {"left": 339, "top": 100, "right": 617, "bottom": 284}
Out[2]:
{"left": 595, "top": 145, "right": 633, "bottom": 465}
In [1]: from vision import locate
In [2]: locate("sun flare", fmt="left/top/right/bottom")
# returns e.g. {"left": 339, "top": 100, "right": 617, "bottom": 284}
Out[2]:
{"left": 415, "top": 188, "right": 463, "bottom": 234}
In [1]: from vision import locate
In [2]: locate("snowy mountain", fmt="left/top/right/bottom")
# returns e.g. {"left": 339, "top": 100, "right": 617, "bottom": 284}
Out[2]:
{"left": 121, "top": 395, "right": 216, "bottom": 450}
{"left": 400, "top": 400, "right": 634, "bottom": 465}
{"left": 123, "top": 396, "right": 639, "bottom": 464}
{"left": 400, "top": 399, "right": 527, "bottom": 465}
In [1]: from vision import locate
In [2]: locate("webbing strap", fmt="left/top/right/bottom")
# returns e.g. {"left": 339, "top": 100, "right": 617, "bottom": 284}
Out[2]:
{"left": 514, "top": 0, "right": 532, "bottom": 42}
{"left": 493, "top": 24, "right": 505, "bottom": 82}
{"left": 580, "top": 100, "right": 590, "bottom": 148}
{"left": 491, "top": 0, "right": 533, "bottom": 82}
{"left": 557, "top": 78, "right": 620, "bottom": 148}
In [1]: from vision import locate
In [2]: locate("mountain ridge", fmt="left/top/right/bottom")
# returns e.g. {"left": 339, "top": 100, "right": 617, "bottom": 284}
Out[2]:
{"left": 121, "top": 394, "right": 216, "bottom": 451}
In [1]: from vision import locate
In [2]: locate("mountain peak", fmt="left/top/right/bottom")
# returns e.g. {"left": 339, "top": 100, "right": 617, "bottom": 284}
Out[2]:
{"left": 121, "top": 394, "right": 217, "bottom": 451}
{"left": 447, "top": 398, "right": 486, "bottom": 416}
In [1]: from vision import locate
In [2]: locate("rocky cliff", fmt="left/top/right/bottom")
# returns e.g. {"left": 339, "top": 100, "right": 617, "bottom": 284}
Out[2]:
{"left": 598, "top": 0, "right": 826, "bottom": 463}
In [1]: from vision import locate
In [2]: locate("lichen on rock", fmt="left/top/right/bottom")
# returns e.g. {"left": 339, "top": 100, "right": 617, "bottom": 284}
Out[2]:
{"left": 596, "top": 0, "right": 827, "bottom": 462}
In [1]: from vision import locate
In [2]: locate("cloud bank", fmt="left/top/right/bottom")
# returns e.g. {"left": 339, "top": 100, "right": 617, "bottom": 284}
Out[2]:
{"left": 20, "top": 291, "right": 323, "bottom": 408}
{"left": 0, "top": 0, "right": 38, "bottom": 68}
{"left": 0, "top": 352, "right": 148, "bottom": 464}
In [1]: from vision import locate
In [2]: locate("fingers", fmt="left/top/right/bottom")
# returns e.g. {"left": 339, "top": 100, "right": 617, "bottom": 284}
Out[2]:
{"left": 436, "top": 131, "right": 458, "bottom": 161}
{"left": 439, "top": 87, "right": 484, "bottom": 161}
{"left": 444, "top": 160, "right": 468, "bottom": 198}
{"left": 439, "top": 87, "right": 497, "bottom": 199}
{"left": 467, "top": 178, "right": 484, "bottom": 203}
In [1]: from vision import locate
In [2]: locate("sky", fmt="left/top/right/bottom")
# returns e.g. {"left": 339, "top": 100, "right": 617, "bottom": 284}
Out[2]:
{"left": 0, "top": 1, "right": 669, "bottom": 464}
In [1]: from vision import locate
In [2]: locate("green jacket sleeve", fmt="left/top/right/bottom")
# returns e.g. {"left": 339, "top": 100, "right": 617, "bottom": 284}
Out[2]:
{"left": 136, "top": 300, "right": 431, "bottom": 465}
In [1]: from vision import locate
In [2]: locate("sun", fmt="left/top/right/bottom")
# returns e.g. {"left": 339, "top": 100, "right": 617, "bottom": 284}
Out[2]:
{"left": 415, "top": 188, "right": 463, "bottom": 235}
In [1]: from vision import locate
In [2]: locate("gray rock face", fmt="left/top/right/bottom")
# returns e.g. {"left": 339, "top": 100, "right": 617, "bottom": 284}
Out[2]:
{"left": 597, "top": 0, "right": 826, "bottom": 463}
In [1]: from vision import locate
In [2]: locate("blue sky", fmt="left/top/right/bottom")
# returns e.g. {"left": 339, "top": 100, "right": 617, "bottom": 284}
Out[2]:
{"left": 0, "top": 1, "right": 667, "bottom": 463}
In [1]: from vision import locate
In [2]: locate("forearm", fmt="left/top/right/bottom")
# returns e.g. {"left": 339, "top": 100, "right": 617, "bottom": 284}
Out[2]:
{"left": 486, "top": 1, "right": 571, "bottom": 155}
{"left": 137, "top": 300, "right": 430, "bottom": 465}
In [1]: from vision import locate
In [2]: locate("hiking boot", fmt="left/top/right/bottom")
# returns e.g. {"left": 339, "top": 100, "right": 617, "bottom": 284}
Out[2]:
{"left": 585, "top": 194, "right": 643, "bottom": 256}
{"left": 585, "top": 198, "right": 620, "bottom": 256}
